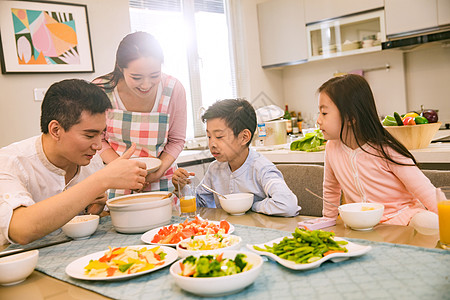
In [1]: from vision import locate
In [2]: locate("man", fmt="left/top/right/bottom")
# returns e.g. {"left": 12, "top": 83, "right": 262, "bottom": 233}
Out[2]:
{"left": 0, "top": 79, "right": 147, "bottom": 245}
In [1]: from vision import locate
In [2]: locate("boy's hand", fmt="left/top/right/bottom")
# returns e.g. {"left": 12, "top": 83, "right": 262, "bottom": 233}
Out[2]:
{"left": 172, "top": 168, "right": 195, "bottom": 190}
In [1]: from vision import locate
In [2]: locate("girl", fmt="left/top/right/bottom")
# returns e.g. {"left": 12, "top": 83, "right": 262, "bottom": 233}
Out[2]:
{"left": 94, "top": 32, "right": 187, "bottom": 197}
{"left": 317, "top": 74, "right": 438, "bottom": 229}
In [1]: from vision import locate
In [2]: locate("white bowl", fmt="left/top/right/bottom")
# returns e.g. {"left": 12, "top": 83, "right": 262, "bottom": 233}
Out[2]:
{"left": 338, "top": 203, "right": 384, "bottom": 231}
{"left": 176, "top": 235, "right": 242, "bottom": 258}
{"left": 219, "top": 193, "right": 254, "bottom": 215}
{"left": 170, "top": 250, "right": 263, "bottom": 297}
{"left": 0, "top": 250, "right": 39, "bottom": 286}
{"left": 61, "top": 215, "right": 99, "bottom": 240}
{"left": 131, "top": 157, "right": 161, "bottom": 173}
{"left": 107, "top": 191, "right": 173, "bottom": 233}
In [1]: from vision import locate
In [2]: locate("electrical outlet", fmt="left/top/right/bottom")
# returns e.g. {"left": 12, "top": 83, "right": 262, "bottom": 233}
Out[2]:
{"left": 34, "top": 88, "right": 47, "bottom": 101}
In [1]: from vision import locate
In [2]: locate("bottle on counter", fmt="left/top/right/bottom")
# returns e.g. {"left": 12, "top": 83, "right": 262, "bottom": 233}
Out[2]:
{"left": 290, "top": 111, "right": 299, "bottom": 134}
{"left": 283, "top": 104, "right": 293, "bottom": 134}
{"left": 297, "top": 112, "right": 303, "bottom": 132}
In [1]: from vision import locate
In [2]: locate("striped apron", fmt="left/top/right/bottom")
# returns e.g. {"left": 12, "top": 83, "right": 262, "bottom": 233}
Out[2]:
{"left": 104, "top": 75, "right": 177, "bottom": 198}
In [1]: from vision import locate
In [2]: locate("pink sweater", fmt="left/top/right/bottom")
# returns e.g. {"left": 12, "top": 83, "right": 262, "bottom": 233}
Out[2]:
{"left": 323, "top": 140, "right": 438, "bottom": 225}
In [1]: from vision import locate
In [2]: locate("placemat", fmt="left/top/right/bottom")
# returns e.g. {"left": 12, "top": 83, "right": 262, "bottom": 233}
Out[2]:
{"left": 35, "top": 216, "right": 450, "bottom": 300}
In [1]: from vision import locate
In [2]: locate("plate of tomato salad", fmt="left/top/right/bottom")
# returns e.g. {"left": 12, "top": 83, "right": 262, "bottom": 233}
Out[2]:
{"left": 141, "top": 216, "right": 234, "bottom": 247}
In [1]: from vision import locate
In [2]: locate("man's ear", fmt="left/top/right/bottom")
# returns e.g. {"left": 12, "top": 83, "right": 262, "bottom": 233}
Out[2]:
{"left": 240, "top": 129, "right": 252, "bottom": 145}
{"left": 48, "top": 120, "right": 62, "bottom": 141}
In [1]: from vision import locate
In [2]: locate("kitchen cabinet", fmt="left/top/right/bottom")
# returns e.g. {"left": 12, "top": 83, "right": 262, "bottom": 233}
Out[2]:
{"left": 257, "top": 0, "right": 307, "bottom": 67}
{"left": 385, "top": 0, "right": 439, "bottom": 36}
{"left": 306, "top": 10, "right": 385, "bottom": 61}
{"left": 304, "top": 0, "right": 384, "bottom": 24}
{"left": 438, "top": 0, "right": 450, "bottom": 25}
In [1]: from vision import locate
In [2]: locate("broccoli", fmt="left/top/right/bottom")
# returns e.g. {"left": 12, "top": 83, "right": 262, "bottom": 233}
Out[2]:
{"left": 225, "top": 260, "right": 240, "bottom": 275}
{"left": 183, "top": 256, "right": 197, "bottom": 265}
{"left": 195, "top": 257, "right": 211, "bottom": 276}
{"left": 181, "top": 255, "right": 197, "bottom": 277}
{"left": 234, "top": 254, "right": 247, "bottom": 271}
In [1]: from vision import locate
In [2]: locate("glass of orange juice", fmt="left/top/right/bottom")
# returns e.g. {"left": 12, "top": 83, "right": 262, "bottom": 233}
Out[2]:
{"left": 437, "top": 187, "right": 450, "bottom": 250}
{"left": 179, "top": 175, "right": 197, "bottom": 217}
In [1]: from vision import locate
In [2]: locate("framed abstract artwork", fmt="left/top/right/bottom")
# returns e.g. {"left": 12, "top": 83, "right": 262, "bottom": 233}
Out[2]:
{"left": 0, "top": 1, "right": 94, "bottom": 73}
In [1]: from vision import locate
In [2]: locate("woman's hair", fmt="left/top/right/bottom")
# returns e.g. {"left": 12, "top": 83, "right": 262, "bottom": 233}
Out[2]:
{"left": 96, "top": 32, "right": 164, "bottom": 90}
{"left": 318, "top": 74, "right": 416, "bottom": 165}
{"left": 201, "top": 99, "right": 257, "bottom": 147}
{"left": 41, "top": 79, "right": 112, "bottom": 133}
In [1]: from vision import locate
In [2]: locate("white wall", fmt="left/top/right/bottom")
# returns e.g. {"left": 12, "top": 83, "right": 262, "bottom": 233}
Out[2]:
{"left": 283, "top": 50, "right": 407, "bottom": 121}
{"left": 404, "top": 45, "right": 450, "bottom": 125}
{"left": 0, "top": 0, "right": 131, "bottom": 147}
{"left": 240, "top": 0, "right": 450, "bottom": 128}
{"left": 233, "top": 0, "right": 284, "bottom": 109}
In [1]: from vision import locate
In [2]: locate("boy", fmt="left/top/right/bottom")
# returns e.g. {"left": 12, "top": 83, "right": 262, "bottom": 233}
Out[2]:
{"left": 173, "top": 99, "right": 300, "bottom": 217}
{"left": 0, "top": 79, "right": 147, "bottom": 245}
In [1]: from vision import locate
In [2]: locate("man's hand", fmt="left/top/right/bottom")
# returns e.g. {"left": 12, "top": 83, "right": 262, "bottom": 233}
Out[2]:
{"left": 100, "top": 144, "right": 147, "bottom": 190}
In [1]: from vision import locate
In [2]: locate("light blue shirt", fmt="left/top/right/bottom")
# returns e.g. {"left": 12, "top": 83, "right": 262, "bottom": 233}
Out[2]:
{"left": 196, "top": 149, "right": 300, "bottom": 217}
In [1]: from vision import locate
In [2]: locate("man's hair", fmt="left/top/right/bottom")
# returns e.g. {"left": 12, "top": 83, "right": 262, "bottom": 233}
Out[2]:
{"left": 201, "top": 98, "right": 257, "bottom": 146}
{"left": 40, "top": 79, "right": 112, "bottom": 133}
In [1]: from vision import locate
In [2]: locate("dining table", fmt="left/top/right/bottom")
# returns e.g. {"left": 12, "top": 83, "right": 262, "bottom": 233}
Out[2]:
{"left": 0, "top": 207, "right": 448, "bottom": 300}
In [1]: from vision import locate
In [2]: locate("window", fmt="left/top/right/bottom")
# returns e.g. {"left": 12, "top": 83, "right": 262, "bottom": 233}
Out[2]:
{"left": 129, "top": 0, "right": 236, "bottom": 139}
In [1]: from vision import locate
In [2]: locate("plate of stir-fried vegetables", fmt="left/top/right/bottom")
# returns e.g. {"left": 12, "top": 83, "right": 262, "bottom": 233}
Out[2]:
{"left": 65, "top": 245, "right": 178, "bottom": 280}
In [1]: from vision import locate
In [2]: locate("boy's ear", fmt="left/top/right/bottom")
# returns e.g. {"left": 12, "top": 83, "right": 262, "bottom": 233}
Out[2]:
{"left": 240, "top": 129, "right": 252, "bottom": 145}
{"left": 48, "top": 120, "right": 62, "bottom": 141}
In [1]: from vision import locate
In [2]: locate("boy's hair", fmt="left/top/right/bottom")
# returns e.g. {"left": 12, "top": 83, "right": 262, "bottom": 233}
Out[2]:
{"left": 40, "top": 79, "right": 112, "bottom": 134}
{"left": 95, "top": 31, "right": 164, "bottom": 90}
{"left": 318, "top": 74, "right": 416, "bottom": 166}
{"left": 201, "top": 98, "right": 257, "bottom": 146}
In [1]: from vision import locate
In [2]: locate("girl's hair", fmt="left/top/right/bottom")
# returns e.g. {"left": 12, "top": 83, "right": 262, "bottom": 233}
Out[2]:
{"left": 96, "top": 32, "right": 164, "bottom": 91}
{"left": 318, "top": 74, "right": 417, "bottom": 166}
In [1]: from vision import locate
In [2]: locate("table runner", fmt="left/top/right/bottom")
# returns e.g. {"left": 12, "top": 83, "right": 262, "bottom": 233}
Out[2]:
{"left": 34, "top": 216, "right": 449, "bottom": 300}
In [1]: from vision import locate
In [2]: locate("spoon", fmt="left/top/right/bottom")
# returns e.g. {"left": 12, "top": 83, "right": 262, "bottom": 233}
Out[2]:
{"left": 201, "top": 184, "right": 227, "bottom": 199}
{"left": 305, "top": 188, "right": 340, "bottom": 208}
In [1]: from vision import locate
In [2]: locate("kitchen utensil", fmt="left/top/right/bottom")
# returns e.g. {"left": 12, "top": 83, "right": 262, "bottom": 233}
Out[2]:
{"left": 305, "top": 188, "right": 339, "bottom": 208}
{"left": 61, "top": 215, "right": 99, "bottom": 240}
{"left": 219, "top": 193, "right": 254, "bottom": 215}
{"left": 201, "top": 184, "right": 227, "bottom": 199}
{"left": 0, "top": 239, "right": 71, "bottom": 258}
{"left": 107, "top": 191, "right": 173, "bottom": 233}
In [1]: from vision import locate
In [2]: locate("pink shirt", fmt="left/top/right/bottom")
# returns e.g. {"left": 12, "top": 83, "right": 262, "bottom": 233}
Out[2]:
{"left": 323, "top": 140, "right": 437, "bottom": 225}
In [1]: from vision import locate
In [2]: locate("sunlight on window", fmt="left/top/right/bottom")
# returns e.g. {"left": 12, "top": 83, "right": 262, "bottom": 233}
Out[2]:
{"left": 129, "top": 1, "right": 235, "bottom": 139}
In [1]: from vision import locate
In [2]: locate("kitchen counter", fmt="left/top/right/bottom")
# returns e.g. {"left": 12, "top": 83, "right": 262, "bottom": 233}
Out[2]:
{"left": 256, "top": 142, "right": 450, "bottom": 165}
{"left": 177, "top": 143, "right": 450, "bottom": 168}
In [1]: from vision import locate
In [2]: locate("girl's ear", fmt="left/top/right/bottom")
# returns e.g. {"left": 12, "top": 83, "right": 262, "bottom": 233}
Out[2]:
{"left": 48, "top": 120, "right": 62, "bottom": 141}
{"left": 240, "top": 129, "right": 252, "bottom": 145}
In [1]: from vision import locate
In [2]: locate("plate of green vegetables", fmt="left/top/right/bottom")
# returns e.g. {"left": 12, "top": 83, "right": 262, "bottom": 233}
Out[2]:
{"left": 247, "top": 228, "right": 371, "bottom": 270}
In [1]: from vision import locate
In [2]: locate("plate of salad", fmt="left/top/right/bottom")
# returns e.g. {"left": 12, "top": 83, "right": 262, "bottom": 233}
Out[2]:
{"left": 65, "top": 245, "right": 178, "bottom": 281}
{"left": 141, "top": 216, "right": 234, "bottom": 247}
{"left": 247, "top": 228, "right": 371, "bottom": 270}
{"left": 169, "top": 250, "right": 263, "bottom": 297}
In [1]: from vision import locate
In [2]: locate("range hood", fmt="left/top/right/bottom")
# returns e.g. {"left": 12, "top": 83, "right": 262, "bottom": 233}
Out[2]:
{"left": 382, "top": 29, "right": 450, "bottom": 50}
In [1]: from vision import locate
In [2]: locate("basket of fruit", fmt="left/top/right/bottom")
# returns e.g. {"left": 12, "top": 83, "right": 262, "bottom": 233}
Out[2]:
{"left": 382, "top": 109, "right": 441, "bottom": 150}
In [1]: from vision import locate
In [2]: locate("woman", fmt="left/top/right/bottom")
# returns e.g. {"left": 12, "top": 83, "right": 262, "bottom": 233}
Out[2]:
{"left": 94, "top": 32, "right": 187, "bottom": 197}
